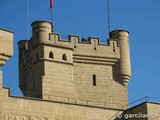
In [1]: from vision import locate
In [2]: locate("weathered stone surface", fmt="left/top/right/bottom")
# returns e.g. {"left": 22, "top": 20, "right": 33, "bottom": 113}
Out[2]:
{"left": 0, "top": 88, "right": 121, "bottom": 120}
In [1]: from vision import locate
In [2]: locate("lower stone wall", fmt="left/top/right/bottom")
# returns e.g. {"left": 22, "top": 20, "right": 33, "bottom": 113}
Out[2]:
{"left": 0, "top": 88, "right": 123, "bottom": 120}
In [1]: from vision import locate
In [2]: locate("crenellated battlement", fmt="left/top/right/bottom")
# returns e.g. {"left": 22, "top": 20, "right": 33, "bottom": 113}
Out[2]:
{"left": 21, "top": 20, "right": 119, "bottom": 58}
{"left": 48, "top": 32, "right": 120, "bottom": 58}
{"left": 49, "top": 33, "right": 118, "bottom": 47}
{"left": 21, "top": 33, "right": 121, "bottom": 59}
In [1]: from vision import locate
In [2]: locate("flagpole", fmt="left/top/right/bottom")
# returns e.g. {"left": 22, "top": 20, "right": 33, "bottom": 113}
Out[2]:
{"left": 51, "top": 7, "right": 54, "bottom": 32}
{"left": 26, "top": 0, "right": 30, "bottom": 40}
{"left": 107, "top": 0, "right": 111, "bottom": 37}
{"left": 50, "top": 0, "right": 54, "bottom": 32}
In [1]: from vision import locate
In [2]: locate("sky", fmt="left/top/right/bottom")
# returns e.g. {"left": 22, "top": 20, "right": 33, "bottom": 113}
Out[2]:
{"left": 0, "top": 0, "right": 160, "bottom": 105}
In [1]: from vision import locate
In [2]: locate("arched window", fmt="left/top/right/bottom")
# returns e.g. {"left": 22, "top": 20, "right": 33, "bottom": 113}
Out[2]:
{"left": 36, "top": 53, "right": 39, "bottom": 61}
{"left": 62, "top": 53, "right": 67, "bottom": 61}
{"left": 49, "top": 51, "right": 54, "bottom": 59}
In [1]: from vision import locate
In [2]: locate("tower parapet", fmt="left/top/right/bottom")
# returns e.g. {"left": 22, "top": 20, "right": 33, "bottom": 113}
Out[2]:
{"left": 110, "top": 30, "right": 131, "bottom": 86}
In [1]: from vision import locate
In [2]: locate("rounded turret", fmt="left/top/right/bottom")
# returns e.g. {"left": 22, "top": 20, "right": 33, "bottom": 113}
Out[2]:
{"left": 31, "top": 20, "right": 52, "bottom": 44}
{"left": 110, "top": 30, "right": 131, "bottom": 86}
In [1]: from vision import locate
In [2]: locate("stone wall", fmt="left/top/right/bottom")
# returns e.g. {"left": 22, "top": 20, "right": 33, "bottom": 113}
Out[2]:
{"left": 0, "top": 87, "right": 121, "bottom": 120}
{"left": 73, "top": 61, "right": 128, "bottom": 109}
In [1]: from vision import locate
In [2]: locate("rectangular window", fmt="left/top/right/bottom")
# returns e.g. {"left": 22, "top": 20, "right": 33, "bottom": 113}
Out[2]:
{"left": 93, "top": 74, "right": 96, "bottom": 86}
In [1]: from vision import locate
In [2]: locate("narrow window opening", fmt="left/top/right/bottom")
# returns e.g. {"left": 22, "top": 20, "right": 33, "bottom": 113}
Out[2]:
{"left": 93, "top": 74, "right": 96, "bottom": 86}
{"left": 54, "top": 36, "right": 56, "bottom": 45}
{"left": 113, "top": 42, "right": 116, "bottom": 52}
{"left": 94, "top": 40, "right": 96, "bottom": 50}
{"left": 36, "top": 53, "right": 39, "bottom": 61}
{"left": 62, "top": 54, "right": 67, "bottom": 61}
{"left": 49, "top": 33, "right": 51, "bottom": 40}
{"left": 74, "top": 38, "right": 76, "bottom": 48}
{"left": 49, "top": 52, "right": 54, "bottom": 59}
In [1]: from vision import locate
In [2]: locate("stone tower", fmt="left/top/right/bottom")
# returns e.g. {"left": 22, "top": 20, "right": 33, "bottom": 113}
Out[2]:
{"left": 18, "top": 20, "right": 131, "bottom": 109}
{"left": 0, "top": 29, "right": 13, "bottom": 89}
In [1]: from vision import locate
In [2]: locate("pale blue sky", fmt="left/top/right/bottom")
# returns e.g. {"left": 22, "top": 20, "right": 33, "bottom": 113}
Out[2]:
{"left": 0, "top": 0, "right": 160, "bottom": 103}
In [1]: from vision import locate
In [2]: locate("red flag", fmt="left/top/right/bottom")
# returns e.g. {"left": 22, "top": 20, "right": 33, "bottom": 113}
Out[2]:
{"left": 50, "top": 0, "right": 53, "bottom": 8}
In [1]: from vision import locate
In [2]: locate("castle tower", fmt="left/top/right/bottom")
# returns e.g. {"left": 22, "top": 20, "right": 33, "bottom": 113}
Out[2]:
{"left": 18, "top": 20, "right": 131, "bottom": 109}
{"left": 18, "top": 20, "right": 53, "bottom": 96}
{"left": 18, "top": 20, "right": 75, "bottom": 98}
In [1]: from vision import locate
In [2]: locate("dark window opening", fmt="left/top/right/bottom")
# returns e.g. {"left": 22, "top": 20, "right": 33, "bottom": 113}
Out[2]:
{"left": 113, "top": 42, "right": 115, "bottom": 52}
{"left": 36, "top": 53, "right": 39, "bottom": 61}
{"left": 74, "top": 38, "right": 77, "bottom": 48}
{"left": 49, "top": 34, "right": 51, "bottom": 40}
{"left": 93, "top": 74, "right": 96, "bottom": 86}
{"left": 49, "top": 51, "right": 54, "bottom": 59}
{"left": 62, "top": 53, "right": 67, "bottom": 61}
{"left": 94, "top": 40, "right": 96, "bottom": 50}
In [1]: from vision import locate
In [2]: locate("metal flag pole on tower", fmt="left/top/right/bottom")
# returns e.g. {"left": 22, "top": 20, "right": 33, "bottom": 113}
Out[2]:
{"left": 50, "top": 0, "right": 54, "bottom": 32}
{"left": 107, "top": 0, "right": 111, "bottom": 37}
{"left": 26, "top": 0, "right": 30, "bottom": 40}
